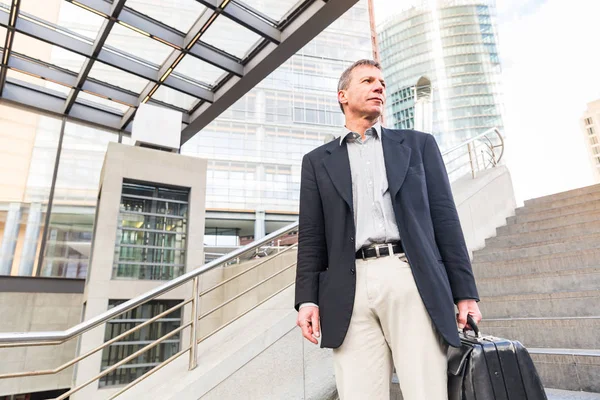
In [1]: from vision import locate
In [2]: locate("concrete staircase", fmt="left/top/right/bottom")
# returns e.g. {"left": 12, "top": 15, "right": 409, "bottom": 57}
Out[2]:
{"left": 475, "top": 184, "right": 600, "bottom": 393}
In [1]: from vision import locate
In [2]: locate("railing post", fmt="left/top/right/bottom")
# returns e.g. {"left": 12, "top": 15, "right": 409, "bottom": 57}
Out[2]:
{"left": 467, "top": 143, "right": 477, "bottom": 179}
{"left": 189, "top": 276, "right": 199, "bottom": 370}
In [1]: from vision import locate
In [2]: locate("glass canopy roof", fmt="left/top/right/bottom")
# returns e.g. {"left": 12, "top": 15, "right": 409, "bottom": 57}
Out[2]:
{"left": 0, "top": 0, "right": 358, "bottom": 143}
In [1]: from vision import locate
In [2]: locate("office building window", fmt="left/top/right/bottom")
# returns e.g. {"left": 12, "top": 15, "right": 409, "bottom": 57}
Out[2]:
{"left": 596, "top": 156, "right": 600, "bottom": 165}
{"left": 591, "top": 137, "right": 599, "bottom": 145}
{"left": 592, "top": 147, "right": 600, "bottom": 155}
{"left": 99, "top": 300, "right": 182, "bottom": 387}
{"left": 585, "top": 117, "right": 593, "bottom": 125}
{"left": 113, "top": 181, "right": 189, "bottom": 280}
{"left": 588, "top": 127, "right": 595, "bottom": 135}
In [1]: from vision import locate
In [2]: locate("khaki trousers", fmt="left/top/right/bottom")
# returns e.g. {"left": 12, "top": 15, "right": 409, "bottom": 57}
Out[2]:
{"left": 332, "top": 255, "right": 448, "bottom": 400}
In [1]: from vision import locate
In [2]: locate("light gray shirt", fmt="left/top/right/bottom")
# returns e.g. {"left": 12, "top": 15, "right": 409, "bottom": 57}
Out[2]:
{"left": 299, "top": 123, "right": 401, "bottom": 310}
{"left": 341, "top": 122, "right": 400, "bottom": 252}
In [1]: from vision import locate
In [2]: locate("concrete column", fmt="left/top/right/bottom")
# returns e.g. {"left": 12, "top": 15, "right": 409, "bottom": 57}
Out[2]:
{"left": 18, "top": 203, "right": 43, "bottom": 276}
{"left": 0, "top": 203, "right": 22, "bottom": 275}
{"left": 254, "top": 209, "right": 266, "bottom": 241}
{"left": 414, "top": 98, "right": 433, "bottom": 132}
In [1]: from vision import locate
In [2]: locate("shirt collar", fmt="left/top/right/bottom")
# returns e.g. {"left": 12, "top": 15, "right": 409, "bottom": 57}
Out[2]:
{"left": 339, "top": 122, "right": 382, "bottom": 146}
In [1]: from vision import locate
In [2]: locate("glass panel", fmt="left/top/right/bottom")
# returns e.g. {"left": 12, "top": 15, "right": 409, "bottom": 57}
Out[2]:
{"left": 40, "top": 121, "right": 119, "bottom": 278}
{"left": 6, "top": 68, "right": 71, "bottom": 96}
{"left": 0, "top": 26, "right": 6, "bottom": 45}
{"left": 0, "top": 104, "right": 61, "bottom": 277}
{"left": 238, "top": 0, "right": 302, "bottom": 22}
{"left": 105, "top": 22, "right": 172, "bottom": 66}
{"left": 88, "top": 61, "right": 150, "bottom": 94}
{"left": 100, "top": 300, "right": 181, "bottom": 387}
{"left": 152, "top": 84, "right": 198, "bottom": 110}
{"left": 56, "top": 1, "right": 105, "bottom": 41}
{"left": 77, "top": 90, "right": 130, "bottom": 114}
{"left": 173, "top": 55, "right": 226, "bottom": 87}
{"left": 19, "top": 0, "right": 64, "bottom": 25}
{"left": 126, "top": 0, "right": 207, "bottom": 33}
{"left": 200, "top": 15, "right": 262, "bottom": 59}
{"left": 113, "top": 182, "right": 189, "bottom": 280}
{"left": 12, "top": 32, "right": 87, "bottom": 73}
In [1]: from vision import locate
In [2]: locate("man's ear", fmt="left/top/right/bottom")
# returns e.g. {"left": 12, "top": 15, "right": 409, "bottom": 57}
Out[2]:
{"left": 338, "top": 90, "right": 348, "bottom": 107}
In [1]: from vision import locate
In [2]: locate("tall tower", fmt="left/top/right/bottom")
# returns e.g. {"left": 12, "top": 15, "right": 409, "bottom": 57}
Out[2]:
{"left": 378, "top": 0, "right": 505, "bottom": 151}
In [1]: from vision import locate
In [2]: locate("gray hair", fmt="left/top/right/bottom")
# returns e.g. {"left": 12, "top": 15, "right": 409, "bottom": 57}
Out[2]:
{"left": 337, "top": 59, "right": 382, "bottom": 114}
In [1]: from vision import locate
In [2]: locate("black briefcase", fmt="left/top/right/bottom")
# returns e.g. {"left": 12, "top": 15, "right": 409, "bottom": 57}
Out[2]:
{"left": 447, "top": 315, "right": 548, "bottom": 400}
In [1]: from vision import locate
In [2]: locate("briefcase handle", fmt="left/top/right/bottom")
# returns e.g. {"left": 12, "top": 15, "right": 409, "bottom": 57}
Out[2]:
{"left": 463, "top": 314, "right": 481, "bottom": 338}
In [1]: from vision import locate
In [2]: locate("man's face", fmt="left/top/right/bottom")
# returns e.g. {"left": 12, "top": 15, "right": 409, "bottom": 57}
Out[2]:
{"left": 338, "top": 65, "right": 386, "bottom": 119}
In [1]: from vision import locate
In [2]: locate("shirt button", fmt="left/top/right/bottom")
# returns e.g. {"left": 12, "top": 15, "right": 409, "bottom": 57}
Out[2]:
{"left": 350, "top": 268, "right": 355, "bottom": 275}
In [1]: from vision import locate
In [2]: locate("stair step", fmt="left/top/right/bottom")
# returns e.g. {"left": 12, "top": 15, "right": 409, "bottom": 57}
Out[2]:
{"left": 517, "top": 189, "right": 600, "bottom": 215}
{"left": 472, "top": 249, "right": 600, "bottom": 278}
{"left": 476, "top": 266, "right": 600, "bottom": 296}
{"left": 481, "top": 230, "right": 600, "bottom": 254}
{"left": 508, "top": 201, "right": 600, "bottom": 225}
{"left": 473, "top": 233, "right": 600, "bottom": 262}
{"left": 480, "top": 316, "right": 600, "bottom": 349}
{"left": 479, "top": 290, "right": 600, "bottom": 318}
{"left": 529, "top": 349, "right": 600, "bottom": 393}
{"left": 525, "top": 184, "right": 600, "bottom": 207}
{"left": 546, "top": 389, "right": 600, "bottom": 399}
{"left": 487, "top": 220, "right": 600, "bottom": 249}
{"left": 499, "top": 210, "right": 600, "bottom": 235}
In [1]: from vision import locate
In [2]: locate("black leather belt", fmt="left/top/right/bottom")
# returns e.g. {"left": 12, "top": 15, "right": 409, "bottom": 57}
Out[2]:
{"left": 356, "top": 242, "right": 404, "bottom": 260}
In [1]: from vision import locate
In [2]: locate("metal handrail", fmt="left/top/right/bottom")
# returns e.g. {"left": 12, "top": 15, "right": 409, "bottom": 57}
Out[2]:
{"left": 442, "top": 127, "right": 504, "bottom": 159}
{"left": 0, "top": 222, "right": 298, "bottom": 345}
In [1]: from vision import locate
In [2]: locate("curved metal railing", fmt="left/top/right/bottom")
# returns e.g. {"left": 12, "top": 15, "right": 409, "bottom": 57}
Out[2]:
{"left": 0, "top": 127, "right": 504, "bottom": 398}
{"left": 442, "top": 127, "right": 505, "bottom": 181}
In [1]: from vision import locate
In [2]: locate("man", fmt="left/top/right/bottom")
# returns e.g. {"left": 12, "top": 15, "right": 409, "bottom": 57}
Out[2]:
{"left": 294, "top": 59, "right": 482, "bottom": 400}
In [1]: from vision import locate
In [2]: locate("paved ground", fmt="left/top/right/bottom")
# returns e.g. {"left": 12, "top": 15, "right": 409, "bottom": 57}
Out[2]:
{"left": 547, "top": 389, "right": 600, "bottom": 399}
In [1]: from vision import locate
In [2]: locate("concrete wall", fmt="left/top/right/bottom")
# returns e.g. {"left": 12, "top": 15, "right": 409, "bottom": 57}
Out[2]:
{"left": 452, "top": 165, "right": 517, "bottom": 255}
{"left": 0, "top": 291, "right": 83, "bottom": 396}
{"left": 72, "top": 143, "right": 207, "bottom": 400}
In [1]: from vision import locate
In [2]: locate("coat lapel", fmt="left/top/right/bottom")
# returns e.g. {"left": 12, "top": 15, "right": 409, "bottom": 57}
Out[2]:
{"left": 323, "top": 140, "right": 353, "bottom": 211}
{"left": 382, "top": 128, "right": 412, "bottom": 198}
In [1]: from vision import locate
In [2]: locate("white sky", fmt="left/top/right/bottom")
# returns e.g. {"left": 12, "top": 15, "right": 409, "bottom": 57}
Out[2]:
{"left": 373, "top": 0, "right": 600, "bottom": 204}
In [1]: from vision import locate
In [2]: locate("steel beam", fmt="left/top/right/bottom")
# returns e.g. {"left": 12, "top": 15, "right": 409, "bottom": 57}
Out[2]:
{"left": 0, "top": 0, "right": 21, "bottom": 96}
{"left": 8, "top": 54, "right": 138, "bottom": 106}
{"left": 68, "top": 0, "right": 242, "bottom": 75}
{"left": 181, "top": 0, "right": 356, "bottom": 144}
{"left": 3, "top": 78, "right": 130, "bottom": 131}
{"left": 62, "top": 0, "right": 127, "bottom": 114}
{"left": 0, "top": 12, "right": 210, "bottom": 102}
{"left": 196, "top": 0, "right": 281, "bottom": 44}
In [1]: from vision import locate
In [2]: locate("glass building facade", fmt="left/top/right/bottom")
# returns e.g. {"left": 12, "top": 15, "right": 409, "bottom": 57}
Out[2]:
{"left": 0, "top": 0, "right": 372, "bottom": 279}
{"left": 378, "top": 0, "right": 505, "bottom": 151}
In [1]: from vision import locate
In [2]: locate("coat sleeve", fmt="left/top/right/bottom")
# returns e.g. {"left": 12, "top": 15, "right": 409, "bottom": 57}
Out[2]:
{"left": 294, "top": 153, "right": 328, "bottom": 311}
{"left": 422, "top": 134, "right": 480, "bottom": 302}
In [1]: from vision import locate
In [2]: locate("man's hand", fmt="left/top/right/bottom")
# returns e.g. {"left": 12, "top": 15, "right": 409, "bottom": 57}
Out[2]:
{"left": 297, "top": 306, "right": 320, "bottom": 344}
{"left": 456, "top": 299, "right": 482, "bottom": 330}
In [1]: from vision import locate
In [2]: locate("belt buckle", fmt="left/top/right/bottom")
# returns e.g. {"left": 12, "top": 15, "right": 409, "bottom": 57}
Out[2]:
{"left": 375, "top": 245, "right": 381, "bottom": 258}
{"left": 361, "top": 248, "right": 366, "bottom": 261}
{"left": 387, "top": 243, "right": 394, "bottom": 257}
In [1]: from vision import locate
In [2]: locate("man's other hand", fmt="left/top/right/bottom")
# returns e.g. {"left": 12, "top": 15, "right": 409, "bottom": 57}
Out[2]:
{"left": 297, "top": 306, "right": 320, "bottom": 344}
{"left": 456, "top": 299, "right": 482, "bottom": 331}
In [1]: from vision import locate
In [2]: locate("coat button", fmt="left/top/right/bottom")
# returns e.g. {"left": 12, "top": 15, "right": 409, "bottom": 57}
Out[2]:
{"left": 350, "top": 268, "right": 355, "bottom": 275}
{"left": 350, "top": 237, "right": 354, "bottom": 242}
